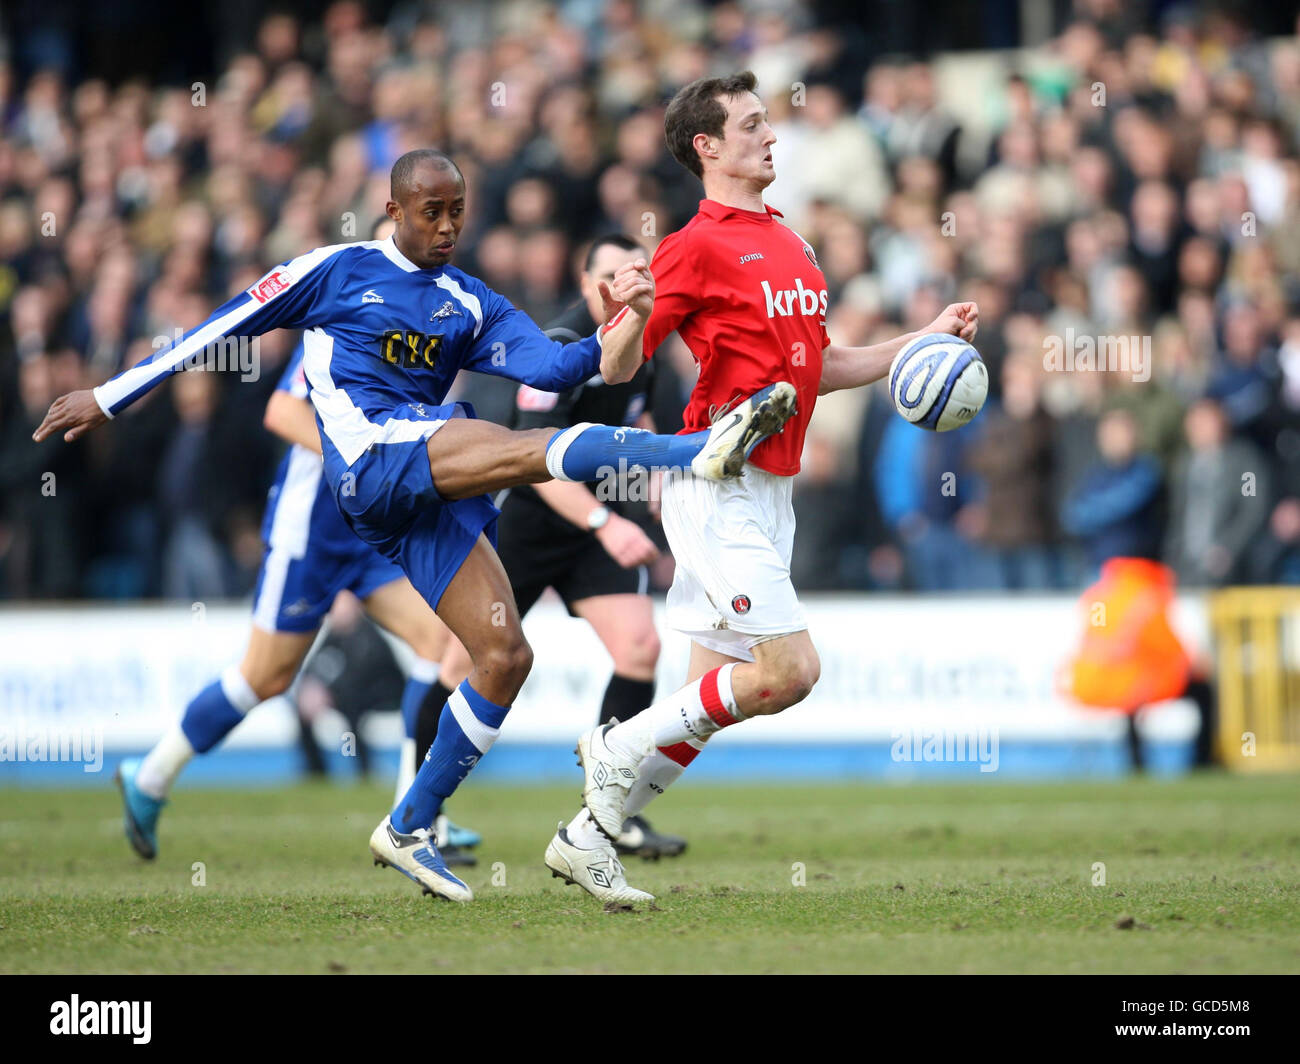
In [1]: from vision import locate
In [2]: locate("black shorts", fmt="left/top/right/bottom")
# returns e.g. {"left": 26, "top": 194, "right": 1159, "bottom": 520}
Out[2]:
{"left": 494, "top": 493, "right": 648, "bottom": 617}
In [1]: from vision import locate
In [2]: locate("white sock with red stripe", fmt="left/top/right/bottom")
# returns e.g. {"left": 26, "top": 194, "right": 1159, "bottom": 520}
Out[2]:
{"left": 625, "top": 737, "right": 706, "bottom": 816}
{"left": 604, "top": 665, "right": 743, "bottom": 760}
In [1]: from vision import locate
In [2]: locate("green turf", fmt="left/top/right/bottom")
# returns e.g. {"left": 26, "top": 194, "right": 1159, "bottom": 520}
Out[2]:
{"left": 2, "top": 774, "right": 1298, "bottom": 973}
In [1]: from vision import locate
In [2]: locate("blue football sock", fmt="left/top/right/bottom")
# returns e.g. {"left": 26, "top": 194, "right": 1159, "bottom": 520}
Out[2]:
{"left": 399, "top": 659, "right": 440, "bottom": 740}
{"left": 544, "top": 423, "right": 709, "bottom": 482}
{"left": 391, "top": 680, "right": 509, "bottom": 833}
{"left": 179, "top": 666, "right": 259, "bottom": 754}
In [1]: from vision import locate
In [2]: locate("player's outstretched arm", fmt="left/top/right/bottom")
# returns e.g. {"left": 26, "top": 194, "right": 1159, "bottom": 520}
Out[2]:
{"left": 468, "top": 262, "right": 651, "bottom": 393}
{"left": 819, "top": 302, "right": 979, "bottom": 396}
{"left": 33, "top": 250, "right": 343, "bottom": 446}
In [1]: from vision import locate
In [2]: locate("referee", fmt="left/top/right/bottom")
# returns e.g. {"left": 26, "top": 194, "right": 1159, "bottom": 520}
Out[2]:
{"left": 417, "top": 234, "right": 687, "bottom": 860}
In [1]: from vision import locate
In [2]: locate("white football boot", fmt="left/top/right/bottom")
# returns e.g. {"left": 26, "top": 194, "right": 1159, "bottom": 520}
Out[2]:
{"left": 690, "top": 381, "right": 798, "bottom": 480}
{"left": 369, "top": 815, "right": 474, "bottom": 903}
{"left": 545, "top": 825, "right": 654, "bottom": 904}
{"left": 575, "top": 723, "right": 649, "bottom": 839}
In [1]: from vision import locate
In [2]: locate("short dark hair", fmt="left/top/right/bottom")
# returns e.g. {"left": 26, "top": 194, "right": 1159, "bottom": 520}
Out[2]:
{"left": 664, "top": 71, "right": 759, "bottom": 180}
{"left": 583, "top": 233, "right": 645, "bottom": 272}
{"left": 390, "top": 149, "right": 463, "bottom": 200}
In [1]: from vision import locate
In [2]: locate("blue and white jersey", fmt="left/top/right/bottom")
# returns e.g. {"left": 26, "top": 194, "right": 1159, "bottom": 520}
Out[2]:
{"left": 94, "top": 237, "right": 604, "bottom": 466}
{"left": 260, "top": 342, "right": 364, "bottom": 557}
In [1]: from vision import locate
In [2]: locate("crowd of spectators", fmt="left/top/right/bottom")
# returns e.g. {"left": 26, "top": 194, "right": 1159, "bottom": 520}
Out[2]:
{"left": 2, "top": 0, "right": 1299, "bottom": 600}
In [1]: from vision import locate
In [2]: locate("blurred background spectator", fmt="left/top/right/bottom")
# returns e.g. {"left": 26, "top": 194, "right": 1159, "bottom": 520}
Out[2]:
{"left": 1, "top": 0, "right": 1297, "bottom": 599}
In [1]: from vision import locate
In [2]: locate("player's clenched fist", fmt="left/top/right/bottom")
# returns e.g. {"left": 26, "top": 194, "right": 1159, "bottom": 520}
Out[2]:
{"left": 926, "top": 301, "right": 979, "bottom": 344}
{"left": 596, "top": 512, "right": 660, "bottom": 568}
{"left": 598, "top": 258, "right": 655, "bottom": 320}
{"left": 32, "top": 389, "right": 108, "bottom": 444}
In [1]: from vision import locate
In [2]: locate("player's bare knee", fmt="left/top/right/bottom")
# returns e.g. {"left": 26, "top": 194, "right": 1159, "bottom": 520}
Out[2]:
{"left": 784, "top": 668, "right": 817, "bottom": 708}
{"left": 780, "top": 649, "right": 820, "bottom": 707}
{"left": 776, "top": 636, "right": 819, "bottom": 686}
{"left": 475, "top": 633, "right": 533, "bottom": 689}
{"left": 614, "top": 628, "right": 660, "bottom": 677}
{"left": 509, "top": 637, "right": 535, "bottom": 682}
{"left": 765, "top": 678, "right": 812, "bottom": 713}
{"left": 499, "top": 637, "right": 534, "bottom": 692}
{"left": 747, "top": 649, "right": 818, "bottom": 714}
{"left": 797, "top": 648, "right": 821, "bottom": 697}
{"left": 248, "top": 667, "right": 295, "bottom": 702}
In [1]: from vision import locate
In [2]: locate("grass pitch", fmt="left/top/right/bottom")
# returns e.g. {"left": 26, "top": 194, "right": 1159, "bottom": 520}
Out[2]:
{"left": 2, "top": 773, "right": 1298, "bottom": 974}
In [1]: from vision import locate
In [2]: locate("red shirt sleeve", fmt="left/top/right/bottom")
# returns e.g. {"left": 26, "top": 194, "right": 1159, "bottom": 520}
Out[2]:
{"left": 642, "top": 230, "right": 701, "bottom": 359}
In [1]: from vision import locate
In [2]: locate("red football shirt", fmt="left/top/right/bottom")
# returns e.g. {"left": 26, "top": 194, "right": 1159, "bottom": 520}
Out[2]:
{"left": 642, "top": 199, "right": 829, "bottom": 476}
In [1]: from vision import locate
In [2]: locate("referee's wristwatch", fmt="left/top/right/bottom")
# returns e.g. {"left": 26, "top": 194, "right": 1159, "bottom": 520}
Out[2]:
{"left": 585, "top": 505, "right": 611, "bottom": 531}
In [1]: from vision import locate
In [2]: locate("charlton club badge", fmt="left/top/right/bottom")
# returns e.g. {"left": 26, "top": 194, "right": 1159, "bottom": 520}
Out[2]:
{"left": 803, "top": 243, "right": 818, "bottom": 268}
{"left": 732, "top": 594, "right": 751, "bottom": 615}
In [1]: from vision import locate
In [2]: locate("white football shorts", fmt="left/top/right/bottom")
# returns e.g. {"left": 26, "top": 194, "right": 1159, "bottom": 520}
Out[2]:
{"left": 659, "top": 465, "right": 808, "bottom": 661}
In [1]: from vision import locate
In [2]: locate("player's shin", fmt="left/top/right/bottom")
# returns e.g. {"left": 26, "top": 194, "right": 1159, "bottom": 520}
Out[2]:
{"left": 604, "top": 663, "right": 744, "bottom": 759}
{"left": 544, "top": 422, "right": 709, "bottom": 483}
{"left": 391, "top": 680, "right": 508, "bottom": 833}
{"left": 135, "top": 665, "right": 259, "bottom": 798}
{"left": 624, "top": 739, "right": 705, "bottom": 817}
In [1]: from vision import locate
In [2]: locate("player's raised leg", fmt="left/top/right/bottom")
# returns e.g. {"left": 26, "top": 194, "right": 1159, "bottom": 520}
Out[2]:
{"left": 369, "top": 535, "right": 530, "bottom": 903}
{"left": 422, "top": 379, "right": 797, "bottom": 503}
{"left": 120, "top": 625, "right": 318, "bottom": 859}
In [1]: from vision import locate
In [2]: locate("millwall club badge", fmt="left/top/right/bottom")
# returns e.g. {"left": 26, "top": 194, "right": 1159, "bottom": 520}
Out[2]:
{"left": 803, "top": 243, "right": 818, "bottom": 268}
{"left": 732, "top": 594, "right": 751, "bottom": 615}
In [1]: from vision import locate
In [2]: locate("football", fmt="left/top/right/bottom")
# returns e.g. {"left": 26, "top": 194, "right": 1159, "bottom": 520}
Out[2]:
{"left": 888, "top": 333, "right": 989, "bottom": 432}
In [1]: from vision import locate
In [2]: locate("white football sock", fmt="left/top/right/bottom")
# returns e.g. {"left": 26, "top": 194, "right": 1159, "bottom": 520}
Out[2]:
{"left": 137, "top": 664, "right": 259, "bottom": 799}
{"left": 565, "top": 807, "right": 608, "bottom": 849}
{"left": 623, "top": 740, "right": 706, "bottom": 817}
{"left": 606, "top": 664, "right": 742, "bottom": 758}
{"left": 135, "top": 725, "right": 195, "bottom": 799}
